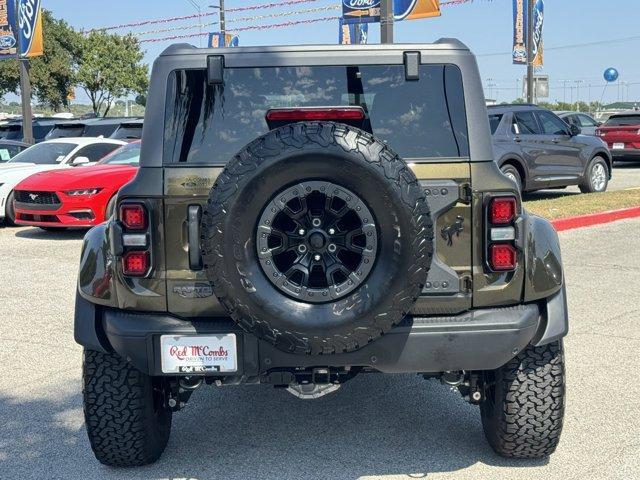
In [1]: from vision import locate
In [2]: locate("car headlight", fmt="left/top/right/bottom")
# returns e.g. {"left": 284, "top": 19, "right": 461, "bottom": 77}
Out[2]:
{"left": 66, "top": 188, "right": 102, "bottom": 196}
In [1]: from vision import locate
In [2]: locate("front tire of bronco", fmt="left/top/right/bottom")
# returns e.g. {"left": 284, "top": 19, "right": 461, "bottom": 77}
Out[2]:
{"left": 82, "top": 349, "right": 172, "bottom": 467}
{"left": 480, "top": 341, "right": 565, "bottom": 459}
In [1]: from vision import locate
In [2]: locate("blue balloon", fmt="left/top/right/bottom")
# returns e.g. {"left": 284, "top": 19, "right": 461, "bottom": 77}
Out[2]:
{"left": 604, "top": 68, "right": 619, "bottom": 83}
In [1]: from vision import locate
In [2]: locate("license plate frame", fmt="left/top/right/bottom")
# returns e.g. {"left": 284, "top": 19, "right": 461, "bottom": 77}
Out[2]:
{"left": 613, "top": 142, "right": 625, "bottom": 150}
{"left": 160, "top": 334, "right": 238, "bottom": 374}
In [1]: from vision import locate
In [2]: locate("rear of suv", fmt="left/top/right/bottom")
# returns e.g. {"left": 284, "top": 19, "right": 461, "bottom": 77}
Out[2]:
{"left": 489, "top": 104, "right": 611, "bottom": 193}
{"left": 596, "top": 111, "right": 640, "bottom": 162}
{"left": 74, "top": 41, "right": 569, "bottom": 467}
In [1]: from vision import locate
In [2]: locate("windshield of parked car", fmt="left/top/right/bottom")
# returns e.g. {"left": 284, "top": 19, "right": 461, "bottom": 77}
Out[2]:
{"left": 100, "top": 143, "right": 141, "bottom": 166}
{"left": 164, "top": 64, "right": 470, "bottom": 164}
{"left": 7, "top": 142, "right": 76, "bottom": 164}
{"left": 605, "top": 115, "right": 640, "bottom": 126}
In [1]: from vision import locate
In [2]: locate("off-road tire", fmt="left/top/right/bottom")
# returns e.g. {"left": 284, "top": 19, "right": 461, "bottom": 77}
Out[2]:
{"left": 201, "top": 122, "right": 433, "bottom": 355}
{"left": 579, "top": 156, "right": 608, "bottom": 193}
{"left": 82, "top": 349, "right": 172, "bottom": 467}
{"left": 480, "top": 341, "right": 565, "bottom": 459}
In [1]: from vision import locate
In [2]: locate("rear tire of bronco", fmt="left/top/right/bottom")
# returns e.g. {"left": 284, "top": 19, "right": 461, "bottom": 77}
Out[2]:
{"left": 82, "top": 349, "right": 172, "bottom": 467}
{"left": 480, "top": 341, "right": 565, "bottom": 459}
{"left": 201, "top": 122, "right": 433, "bottom": 355}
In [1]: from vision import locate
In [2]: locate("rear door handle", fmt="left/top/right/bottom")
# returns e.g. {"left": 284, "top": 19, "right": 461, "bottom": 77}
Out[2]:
{"left": 188, "top": 205, "right": 203, "bottom": 270}
{"left": 513, "top": 136, "right": 522, "bottom": 143}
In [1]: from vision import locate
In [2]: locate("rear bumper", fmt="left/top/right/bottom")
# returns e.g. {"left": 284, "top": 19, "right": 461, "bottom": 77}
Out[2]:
{"left": 75, "top": 287, "right": 568, "bottom": 377}
{"left": 611, "top": 148, "right": 640, "bottom": 160}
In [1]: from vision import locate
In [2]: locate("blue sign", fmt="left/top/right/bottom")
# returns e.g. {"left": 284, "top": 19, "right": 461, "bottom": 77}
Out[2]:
{"left": 603, "top": 68, "right": 619, "bottom": 83}
{"left": 0, "top": 0, "right": 18, "bottom": 58}
{"left": 339, "top": 18, "right": 368, "bottom": 44}
{"left": 342, "top": 0, "right": 439, "bottom": 24}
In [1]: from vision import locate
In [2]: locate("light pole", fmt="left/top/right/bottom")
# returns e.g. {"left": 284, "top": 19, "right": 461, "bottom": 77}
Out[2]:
{"left": 380, "top": 0, "right": 394, "bottom": 44}
{"left": 208, "top": 1, "right": 226, "bottom": 39}
{"left": 526, "top": 0, "right": 534, "bottom": 104}
{"left": 574, "top": 80, "right": 584, "bottom": 110}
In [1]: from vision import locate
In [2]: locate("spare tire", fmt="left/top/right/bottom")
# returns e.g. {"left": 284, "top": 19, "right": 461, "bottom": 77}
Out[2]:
{"left": 201, "top": 122, "right": 433, "bottom": 355}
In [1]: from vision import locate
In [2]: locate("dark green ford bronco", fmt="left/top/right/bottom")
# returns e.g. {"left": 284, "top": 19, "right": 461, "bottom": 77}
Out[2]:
{"left": 75, "top": 40, "right": 568, "bottom": 467}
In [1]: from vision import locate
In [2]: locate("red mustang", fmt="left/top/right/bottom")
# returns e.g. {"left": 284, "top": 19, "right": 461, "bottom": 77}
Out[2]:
{"left": 13, "top": 141, "right": 140, "bottom": 230}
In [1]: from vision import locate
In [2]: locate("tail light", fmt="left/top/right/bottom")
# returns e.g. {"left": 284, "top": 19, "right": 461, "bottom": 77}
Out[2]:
{"left": 486, "top": 195, "right": 519, "bottom": 272}
{"left": 118, "top": 202, "right": 151, "bottom": 277}
{"left": 120, "top": 204, "right": 147, "bottom": 230}
{"left": 122, "top": 251, "right": 149, "bottom": 276}
{"left": 266, "top": 107, "right": 365, "bottom": 122}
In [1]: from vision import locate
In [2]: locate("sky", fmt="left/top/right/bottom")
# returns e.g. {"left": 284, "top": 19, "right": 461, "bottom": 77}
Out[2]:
{"left": 38, "top": 0, "right": 640, "bottom": 105}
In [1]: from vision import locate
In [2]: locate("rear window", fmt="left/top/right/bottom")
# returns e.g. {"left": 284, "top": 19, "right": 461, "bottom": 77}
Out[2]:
{"left": 46, "top": 125, "right": 85, "bottom": 139}
{"left": 489, "top": 114, "right": 503, "bottom": 134}
{"left": 605, "top": 115, "right": 640, "bottom": 126}
{"left": 111, "top": 124, "right": 143, "bottom": 140}
{"left": 164, "top": 64, "right": 469, "bottom": 164}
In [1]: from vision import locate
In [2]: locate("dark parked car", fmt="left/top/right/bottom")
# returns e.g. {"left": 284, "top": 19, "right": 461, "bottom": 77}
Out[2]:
{"left": 44, "top": 117, "right": 144, "bottom": 140}
{"left": 596, "top": 111, "right": 640, "bottom": 162}
{"left": 489, "top": 104, "right": 612, "bottom": 193}
{"left": 0, "top": 118, "right": 59, "bottom": 143}
{"left": 109, "top": 119, "right": 143, "bottom": 141}
{"left": 556, "top": 111, "right": 601, "bottom": 136}
{"left": 0, "top": 139, "right": 29, "bottom": 162}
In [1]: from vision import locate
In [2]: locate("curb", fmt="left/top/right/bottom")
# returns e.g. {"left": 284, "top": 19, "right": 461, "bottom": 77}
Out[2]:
{"left": 551, "top": 206, "right": 640, "bottom": 232}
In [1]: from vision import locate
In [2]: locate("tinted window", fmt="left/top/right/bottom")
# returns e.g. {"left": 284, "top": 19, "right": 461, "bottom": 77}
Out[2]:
{"left": 46, "top": 125, "right": 85, "bottom": 139}
{"left": 577, "top": 114, "right": 598, "bottom": 127}
{"left": 100, "top": 143, "right": 141, "bottom": 165}
{"left": 8, "top": 142, "right": 76, "bottom": 164}
{"left": 0, "top": 124, "right": 22, "bottom": 140}
{"left": 513, "top": 111, "right": 540, "bottom": 134}
{"left": 84, "top": 123, "right": 120, "bottom": 137}
{"left": 537, "top": 111, "right": 569, "bottom": 135}
{"left": 73, "top": 143, "right": 121, "bottom": 162}
{"left": 111, "top": 125, "right": 143, "bottom": 140}
{"left": 489, "top": 114, "right": 503, "bottom": 134}
{"left": 605, "top": 115, "right": 640, "bottom": 126}
{"left": 164, "top": 64, "right": 469, "bottom": 164}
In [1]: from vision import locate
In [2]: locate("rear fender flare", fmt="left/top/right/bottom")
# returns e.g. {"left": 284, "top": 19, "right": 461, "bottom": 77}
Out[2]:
{"left": 78, "top": 222, "right": 118, "bottom": 307}
{"left": 522, "top": 212, "right": 563, "bottom": 302}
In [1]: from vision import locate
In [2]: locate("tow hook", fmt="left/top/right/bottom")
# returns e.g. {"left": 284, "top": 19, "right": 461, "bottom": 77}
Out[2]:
{"left": 167, "top": 377, "right": 202, "bottom": 411}
{"left": 438, "top": 371, "right": 484, "bottom": 405}
{"left": 286, "top": 368, "right": 341, "bottom": 399}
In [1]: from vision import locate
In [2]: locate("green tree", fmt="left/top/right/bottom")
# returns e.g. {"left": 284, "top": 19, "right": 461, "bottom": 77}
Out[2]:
{"left": 76, "top": 31, "right": 148, "bottom": 116}
{"left": 0, "top": 10, "right": 81, "bottom": 111}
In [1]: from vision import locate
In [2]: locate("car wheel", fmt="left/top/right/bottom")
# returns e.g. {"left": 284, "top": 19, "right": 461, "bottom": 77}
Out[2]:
{"left": 5, "top": 191, "right": 16, "bottom": 225}
{"left": 83, "top": 349, "right": 172, "bottom": 467}
{"left": 580, "top": 156, "right": 608, "bottom": 193}
{"left": 201, "top": 121, "right": 433, "bottom": 355}
{"left": 480, "top": 341, "right": 566, "bottom": 458}
{"left": 501, "top": 164, "right": 522, "bottom": 191}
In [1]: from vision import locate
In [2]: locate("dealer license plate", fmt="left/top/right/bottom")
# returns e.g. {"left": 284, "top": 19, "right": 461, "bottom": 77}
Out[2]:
{"left": 160, "top": 334, "right": 237, "bottom": 373}
{"left": 613, "top": 143, "right": 625, "bottom": 150}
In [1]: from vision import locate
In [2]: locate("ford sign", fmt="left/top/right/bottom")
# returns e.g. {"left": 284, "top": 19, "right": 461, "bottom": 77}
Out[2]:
{"left": 0, "top": 35, "right": 16, "bottom": 49}
{"left": 343, "top": 0, "right": 380, "bottom": 9}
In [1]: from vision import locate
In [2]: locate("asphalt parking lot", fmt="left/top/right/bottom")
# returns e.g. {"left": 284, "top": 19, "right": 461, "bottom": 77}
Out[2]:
{"left": 1, "top": 216, "right": 639, "bottom": 480}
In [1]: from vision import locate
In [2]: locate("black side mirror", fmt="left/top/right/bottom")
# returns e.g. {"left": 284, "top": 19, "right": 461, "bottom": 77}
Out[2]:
{"left": 569, "top": 124, "right": 581, "bottom": 136}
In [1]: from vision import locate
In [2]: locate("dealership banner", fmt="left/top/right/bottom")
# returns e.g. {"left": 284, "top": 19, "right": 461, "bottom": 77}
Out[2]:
{"left": 0, "top": 0, "right": 43, "bottom": 59}
{"left": 208, "top": 32, "right": 239, "bottom": 48}
{"left": 339, "top": 18, "right": 368, "bottom": 44}
{"left": 18, "top": 0, "right": 43, "bottom": 57}
{"left": 512, "top": 0, "right": 544, "bottom": 66}
{"left": 342, "top": 0, "right": 440, "bottom": 25}
{"left": 0, "top": 0, "right": 17, "bottom": 58}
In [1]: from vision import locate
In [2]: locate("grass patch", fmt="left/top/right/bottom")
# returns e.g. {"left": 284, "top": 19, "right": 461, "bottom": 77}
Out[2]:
{"left": 523, "top": 188, "right": 640, "bottom": 220}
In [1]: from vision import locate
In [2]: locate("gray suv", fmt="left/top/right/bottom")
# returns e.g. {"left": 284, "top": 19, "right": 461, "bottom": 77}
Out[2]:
{"left": 489, "top": 104, "right": 611, "bottom": 193}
